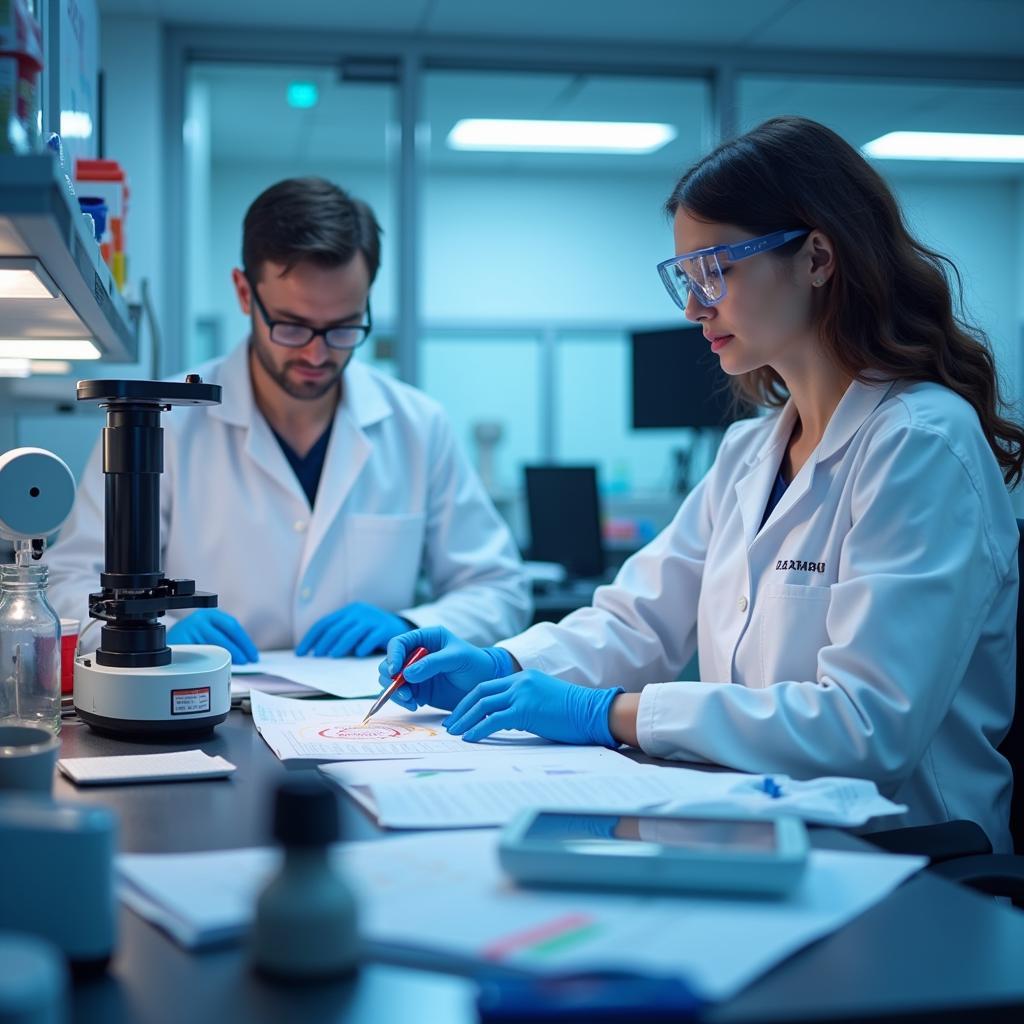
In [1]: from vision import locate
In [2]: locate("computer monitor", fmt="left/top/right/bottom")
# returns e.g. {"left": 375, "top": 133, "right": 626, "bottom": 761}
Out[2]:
{"left": 524, "top": 465, "right": 605, "bottom": 579}
{"left": 631, "top": 326, "right": 749, "bottom": 428}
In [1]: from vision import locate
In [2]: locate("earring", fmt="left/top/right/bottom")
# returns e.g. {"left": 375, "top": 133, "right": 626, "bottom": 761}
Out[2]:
{"left": 813, "top": 278, "right": 824, "bottom": 286}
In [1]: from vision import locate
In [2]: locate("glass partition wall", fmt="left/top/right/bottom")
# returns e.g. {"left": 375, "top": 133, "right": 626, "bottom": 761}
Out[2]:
{"left": 420, "top": 71, "right": 713, "bottom": 544}
{"left": 180, "top": 48, "right": 1024, "bottom": 544}
{"left": 183, "top": 61, "right": 399, "bottom": 373}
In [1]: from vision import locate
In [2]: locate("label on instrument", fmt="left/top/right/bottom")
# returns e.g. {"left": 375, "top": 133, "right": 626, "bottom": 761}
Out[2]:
{"left": 171, "top": 686, "right": 211, "bottom": 715}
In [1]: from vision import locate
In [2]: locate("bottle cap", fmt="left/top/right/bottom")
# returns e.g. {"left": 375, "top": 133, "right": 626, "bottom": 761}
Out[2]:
{"left": 272, "top": 776, "right": 340, "bottom": 847}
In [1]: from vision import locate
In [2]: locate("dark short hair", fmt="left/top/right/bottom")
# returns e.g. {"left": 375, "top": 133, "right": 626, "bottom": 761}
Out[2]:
{"left": 242, "top": 177, "right": 382, "bottom": 283}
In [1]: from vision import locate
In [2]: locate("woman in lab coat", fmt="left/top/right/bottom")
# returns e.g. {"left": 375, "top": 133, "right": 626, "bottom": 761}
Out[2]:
{"left": 381, "top": 116, "right": 1023, "bottom": 852}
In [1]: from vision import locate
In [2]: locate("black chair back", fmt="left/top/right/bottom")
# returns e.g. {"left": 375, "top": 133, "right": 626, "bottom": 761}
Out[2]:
{"left": 1002, "top": 519, "right": 1024, "bottom": 852}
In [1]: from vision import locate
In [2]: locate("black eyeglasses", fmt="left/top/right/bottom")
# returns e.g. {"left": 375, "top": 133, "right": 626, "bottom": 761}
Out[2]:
{"left": 246, "top": 274, "right": 373, "bottom": 351}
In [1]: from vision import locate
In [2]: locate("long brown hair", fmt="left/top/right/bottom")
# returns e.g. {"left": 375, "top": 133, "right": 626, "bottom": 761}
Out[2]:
{"left": 665, "top": 116, "right": 1024, "bottom": 488}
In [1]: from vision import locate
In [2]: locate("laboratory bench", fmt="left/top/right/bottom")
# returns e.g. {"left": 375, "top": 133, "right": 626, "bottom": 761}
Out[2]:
{"left": 54, "top": 710, "right": 1024, "bottom": 1024}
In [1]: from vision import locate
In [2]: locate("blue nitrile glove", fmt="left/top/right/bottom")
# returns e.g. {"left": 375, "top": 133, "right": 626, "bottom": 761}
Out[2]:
{"left": 377, "top": 626, "right": 516, "bottom": 713}
{"left": 166, "top": 609, "right": 259, "bottom": 666}
{"left": 297, "top": 603, "right": 411, "bottom": 659}
{"left": 444, "top": 671, "right": 623, "bottom": 747}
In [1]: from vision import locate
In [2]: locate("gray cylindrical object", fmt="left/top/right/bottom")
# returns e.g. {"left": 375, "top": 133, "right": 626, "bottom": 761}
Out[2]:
{"left": 0, "top": 727, "right": 59, "bottom": 793}
{"left": 248, "top": 777, "right": 360, "bottom": 981}
{"left": 0, "top": 931, "right": 68, "bottom": 1024}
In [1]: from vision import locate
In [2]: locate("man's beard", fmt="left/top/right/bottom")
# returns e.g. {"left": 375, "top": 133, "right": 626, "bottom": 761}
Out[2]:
{"left": 251, "top": 330, "right": 345, "bottom": 401}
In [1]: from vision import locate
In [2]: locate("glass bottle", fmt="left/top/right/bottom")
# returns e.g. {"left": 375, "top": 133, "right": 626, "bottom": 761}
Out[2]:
{"left": 0, "top": 563, "right": 61, "bottom": 734}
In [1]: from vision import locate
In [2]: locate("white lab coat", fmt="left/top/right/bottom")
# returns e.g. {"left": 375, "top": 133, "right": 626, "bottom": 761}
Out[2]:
{"left": 503, "top": 378, "right": 1018, "bottom": 851}
{"left": 48, "top": 342, "right": 531, "bottom": 648}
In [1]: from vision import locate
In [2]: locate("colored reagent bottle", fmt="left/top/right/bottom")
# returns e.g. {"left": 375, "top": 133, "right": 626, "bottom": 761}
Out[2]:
{"left": 249, "top": 776, "right": 360, "bottom": 981}
{"left": 0, "top": 563, "right": 61, "bottom": 734}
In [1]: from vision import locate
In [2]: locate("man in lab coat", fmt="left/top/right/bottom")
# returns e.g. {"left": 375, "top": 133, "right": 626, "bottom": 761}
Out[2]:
{"left": 48, "top": 177, "right": 530, "bottom": 662}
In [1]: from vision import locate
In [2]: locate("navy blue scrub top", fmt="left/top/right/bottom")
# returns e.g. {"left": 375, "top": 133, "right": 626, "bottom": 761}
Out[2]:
{"left": 759, "top": 468, "right": 789, "bottom": 531}
{"left": 272, "top": 424, "right": 332, "bottom": 508}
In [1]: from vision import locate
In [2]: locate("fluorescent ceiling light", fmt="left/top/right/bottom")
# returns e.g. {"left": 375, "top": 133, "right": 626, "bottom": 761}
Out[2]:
{"left": 287, "top": 82, "right": 319, "bottom": 109}
{"left": 863, "top": 131, "right": 1024, "bottom": 162}
{"left": 0, "top": 258, "right": 58, "bottom": 298}
{"left": 0, "top": 358, "right": 31, "bottom": 378}
{"left": 447, "top": 119, "right": 677, "bottom": 154}
{"left": 0, "top": 339, "right": 100, "bottom": 360}
{"left": 29, "top": 360, "right": 73, "bottom": 375}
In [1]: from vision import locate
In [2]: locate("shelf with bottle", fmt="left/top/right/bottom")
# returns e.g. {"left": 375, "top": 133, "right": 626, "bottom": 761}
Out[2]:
{"left": 0, "top": 152, "right": 138, "bottom": 365}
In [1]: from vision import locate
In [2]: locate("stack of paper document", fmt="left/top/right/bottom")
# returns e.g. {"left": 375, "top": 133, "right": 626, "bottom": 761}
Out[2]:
{"left": 323, "top": 746, "right": 641, "bottom": 787}
{"left": 249, "top": 689, "right": 556, "bottom": 761}
{"left": 230, "top": 676, "right": 318, "bottom": 702}
{"left": 118, "top": 830, "right": 925, "bottom": 1002}
{"left": 247, "top": 689, "right": 906, "bottom": 829}
{"left": 320, "top": 759, "right": 907, "bottom": 830}
{"left": 324, "top": 747, "right": 649, "bottom": 824}
{"left": 232, "top": 651, "right": 381, "bottom": 699}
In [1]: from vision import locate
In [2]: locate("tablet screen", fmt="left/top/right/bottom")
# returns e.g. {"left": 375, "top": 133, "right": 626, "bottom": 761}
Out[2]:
{"left": 523, "top": 813, "right": 778, "bottom": 852}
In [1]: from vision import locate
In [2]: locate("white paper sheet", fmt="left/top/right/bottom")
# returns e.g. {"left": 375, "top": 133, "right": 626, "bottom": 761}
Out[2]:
{"left": 322, "top": 748, "right": 646, "bottom": 822}
{"left": 117, "top": 830, "right": 925, "bottom": 1002}
{"left": 320, "top": 746, "right": 643, "bottom": 787}
{"left": 363, "top": 770, "right": 682, "bottom": 828}
{"left": 230, "top": 650, "right": 380, "bottom": 698}
{"left": 57, "top": 749, "right": 236, "bottom": 786}
{"left": 249, "top": 689, "right": 554, "bottom": 761}
{"left": 230, "top": 676, "right": 318, "bottom": 700}
{"left": 341, "top": 764, "right": 906, "bottom": 830}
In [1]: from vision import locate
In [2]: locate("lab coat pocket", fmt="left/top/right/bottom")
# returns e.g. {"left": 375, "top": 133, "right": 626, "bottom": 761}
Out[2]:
{"left": 345, "top": 513, "right": 426, "bottom": 609}
{"left": 758, "top": 582, "right": 832, "bottom": 688}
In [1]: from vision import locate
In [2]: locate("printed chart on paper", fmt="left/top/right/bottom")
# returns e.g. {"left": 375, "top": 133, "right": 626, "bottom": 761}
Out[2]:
{"left": 248, "top": 689, "right": 550, "bottom": 761}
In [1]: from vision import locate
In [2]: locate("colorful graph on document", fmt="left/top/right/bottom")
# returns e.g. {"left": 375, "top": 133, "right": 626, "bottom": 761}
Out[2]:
{"left": 482, "top": 913, "right": 603, "bottom": 962}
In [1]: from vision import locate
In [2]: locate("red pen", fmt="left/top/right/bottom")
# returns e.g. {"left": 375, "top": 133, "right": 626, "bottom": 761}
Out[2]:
{"left": 361, "top": 646, "right": 429, "bottom": 725}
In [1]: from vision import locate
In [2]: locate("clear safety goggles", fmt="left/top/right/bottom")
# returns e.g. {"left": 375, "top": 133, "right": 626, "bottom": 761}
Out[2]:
{"left": 656, "top": 229, "right": 809, "bottom": 310}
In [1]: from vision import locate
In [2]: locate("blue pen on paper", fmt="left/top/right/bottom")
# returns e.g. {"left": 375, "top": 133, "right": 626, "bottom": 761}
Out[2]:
{"left": 477, "top": 973, "right": 702, "bottom": 1022}
{"left": 760, "top": 776, "right": 784, "bottom": 799}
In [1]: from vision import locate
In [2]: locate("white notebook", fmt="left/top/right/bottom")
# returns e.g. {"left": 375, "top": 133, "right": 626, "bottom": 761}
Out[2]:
{"left": 58, "top": 750, "right": 236, "bottom": 786}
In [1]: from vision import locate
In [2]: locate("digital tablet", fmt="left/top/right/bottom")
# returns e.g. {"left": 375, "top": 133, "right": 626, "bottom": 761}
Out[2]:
{"left": 499, "top": 809, "right": 809, "bottom": 897}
